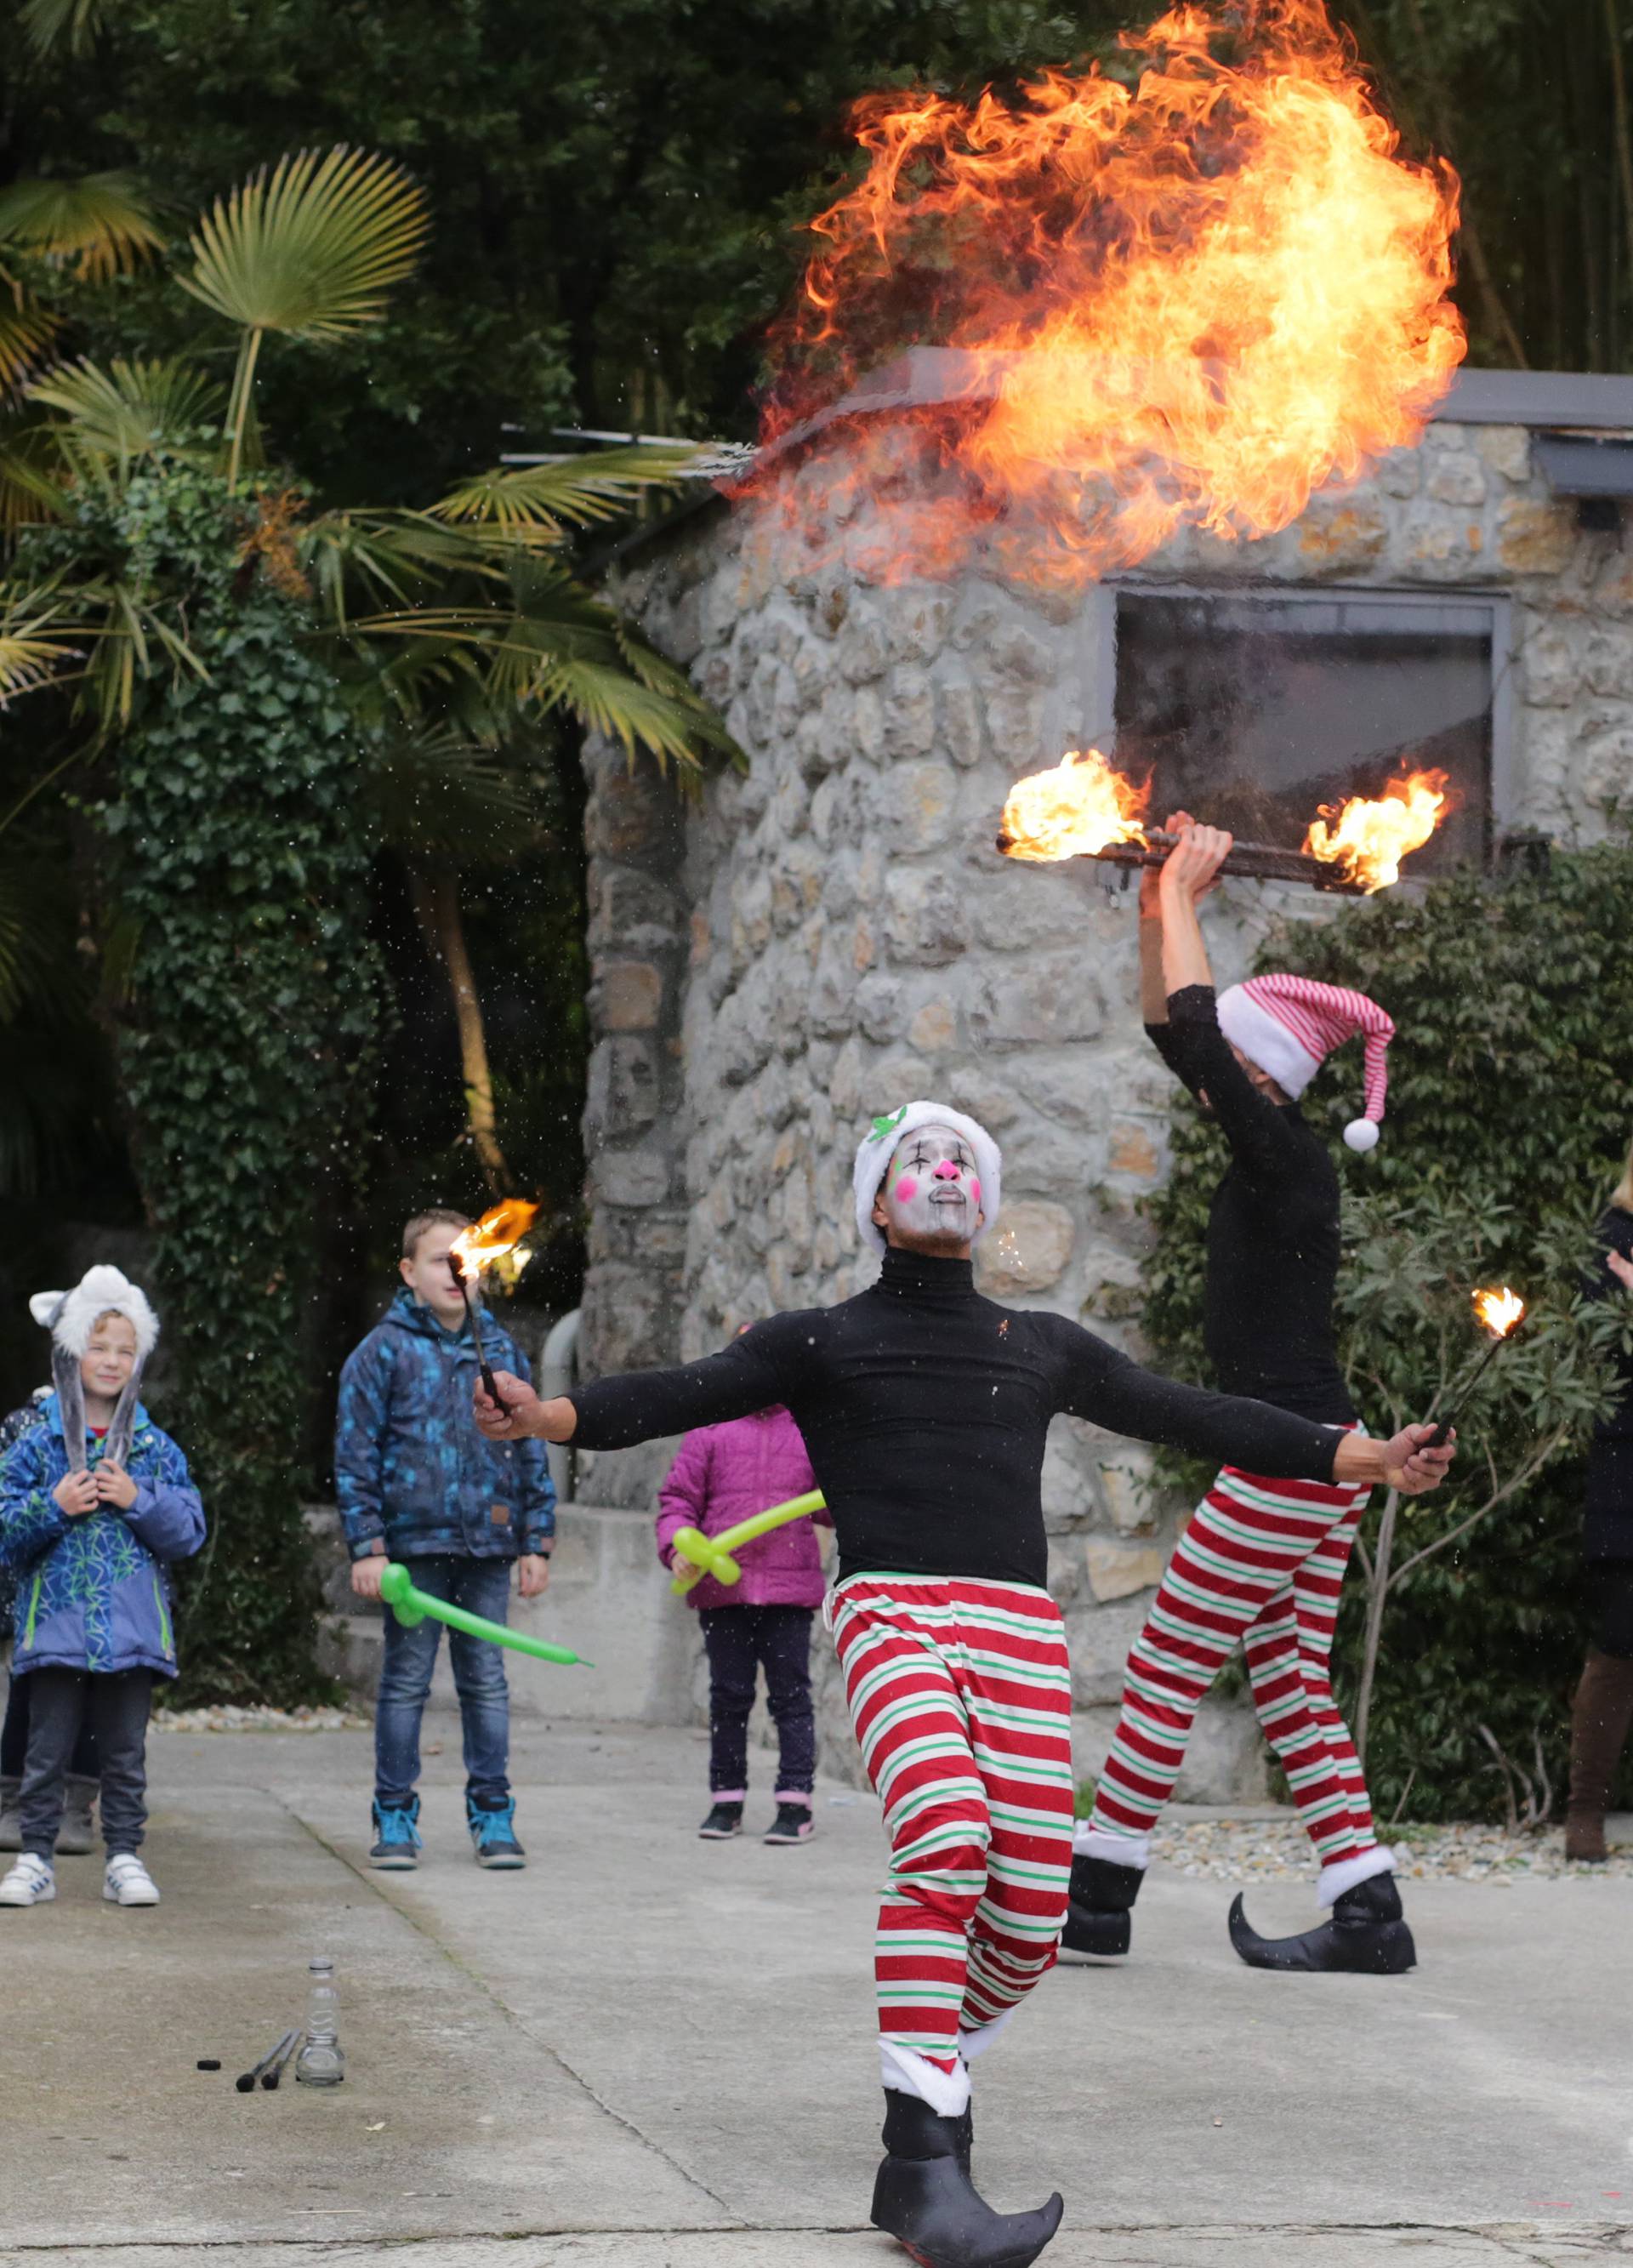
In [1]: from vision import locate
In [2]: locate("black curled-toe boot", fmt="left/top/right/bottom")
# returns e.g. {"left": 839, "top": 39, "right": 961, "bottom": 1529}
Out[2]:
{"left": 1058, "top": 1853, "right": 1143, "bottom": 1963}
{"left": 1228, "top": 1870, "right": 1416, "bottom": 1975}
{"left": 871, "top": 2091, "right": 1063, "bottom": 2268}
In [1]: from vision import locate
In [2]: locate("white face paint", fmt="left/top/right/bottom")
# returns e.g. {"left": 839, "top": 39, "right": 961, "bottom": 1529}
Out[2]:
{"left": 871, "top": 1122, "right": 985, "bottom": 1256}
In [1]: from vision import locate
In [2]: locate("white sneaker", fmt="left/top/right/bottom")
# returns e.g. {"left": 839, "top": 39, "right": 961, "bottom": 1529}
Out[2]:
{"left": 103, "top": 1855, "right": 160, "bottom": 1906}
{"left": 0, "top": 1854, "right": 55, "bottom": 1906}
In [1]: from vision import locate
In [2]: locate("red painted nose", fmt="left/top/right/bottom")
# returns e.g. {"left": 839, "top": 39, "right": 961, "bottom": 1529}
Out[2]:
{"left": 932, "top": 1160, "right": 962, "bottom": 1181}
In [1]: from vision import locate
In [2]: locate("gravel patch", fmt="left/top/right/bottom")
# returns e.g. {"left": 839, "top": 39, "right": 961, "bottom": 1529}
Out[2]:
{"left": 151, "top": 1702, "right": 369, "bottom": 1734}
{"left": 1150, "top": 1815, "right": 1633, "bottom": 1882}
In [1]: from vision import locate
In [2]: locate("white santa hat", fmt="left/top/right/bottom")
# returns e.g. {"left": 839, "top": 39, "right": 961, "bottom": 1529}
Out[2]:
{"left": 853, "top": 1101, "right": 1002, "bottom": 1256}
{"left": 1215, "top": 975, "right": 1395, "bottom": 1153}
{"left": 30, "top": 1265, "right": 160, "bottom": 1359}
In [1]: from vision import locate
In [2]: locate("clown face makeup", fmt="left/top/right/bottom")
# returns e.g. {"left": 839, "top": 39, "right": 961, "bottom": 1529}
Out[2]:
{"left": 871, "top": 1122, "right": 986, "bottom": 1256}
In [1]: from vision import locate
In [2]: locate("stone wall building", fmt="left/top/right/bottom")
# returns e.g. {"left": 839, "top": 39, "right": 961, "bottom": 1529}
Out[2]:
{"left": 572, "top": 364, "right": 1633, "bottom": 1791}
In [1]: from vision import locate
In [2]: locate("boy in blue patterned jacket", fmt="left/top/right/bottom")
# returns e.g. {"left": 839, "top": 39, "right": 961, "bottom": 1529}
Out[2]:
{"left": 0, "top": 1267, "right": 204, "bottom": 1909}
{"left": 337, "top": 1209, "right": 555, "bottom": 1871}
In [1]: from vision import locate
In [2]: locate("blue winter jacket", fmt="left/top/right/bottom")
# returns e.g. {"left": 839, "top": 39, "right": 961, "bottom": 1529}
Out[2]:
{"left": 333, "top": 1290, "right": 555, "bottom": 1564}
{"left": 0, "top": 1394, "right": 205, "bottom": 1680}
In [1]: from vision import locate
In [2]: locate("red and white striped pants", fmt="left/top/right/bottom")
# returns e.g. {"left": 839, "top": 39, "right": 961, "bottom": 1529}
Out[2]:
{"left": 1087, "top": 1461, "right": 1379, "bottom": 1870}
{"left": 834, "top": 1575, "right": 1075, "bottom": 2077}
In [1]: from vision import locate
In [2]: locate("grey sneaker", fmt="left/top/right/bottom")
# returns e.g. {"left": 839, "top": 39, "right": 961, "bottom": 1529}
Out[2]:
{"left": 369, "top": 1796, "right": 422, "bottom": 1869}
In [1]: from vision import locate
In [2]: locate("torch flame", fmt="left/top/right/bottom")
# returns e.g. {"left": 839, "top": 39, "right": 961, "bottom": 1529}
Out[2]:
{"left": 999, "top": 748, "right": 1150, "bottom": 862}
{"left": 1302, "top": 769, "right": 1448, "bottom": 892}
{"left": 743, "top": 0, "right": 1465, "bottom": 588}
{"left": 1471, "top": 1285, "right": 1525, "bottom": 1340}
{"left": 448, "top": 1200, "right": 541, "bottom": 1286}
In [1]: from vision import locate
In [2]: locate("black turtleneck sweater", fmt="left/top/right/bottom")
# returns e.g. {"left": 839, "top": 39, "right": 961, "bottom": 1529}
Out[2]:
{"left": 569, "top": 1246, "right": 1344, "bottom": 1587}
{"left": 1148, "top": 985, "right": 1357, "bottom": 1427}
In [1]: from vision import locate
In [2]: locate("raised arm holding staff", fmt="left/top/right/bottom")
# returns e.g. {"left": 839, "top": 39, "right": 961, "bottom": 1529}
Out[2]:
{"left": 1066, "top": 815, "right": 1440, "bottom": 1980}
{"left": 475, "top": 1096, "right": 1450, "bottom": 2268}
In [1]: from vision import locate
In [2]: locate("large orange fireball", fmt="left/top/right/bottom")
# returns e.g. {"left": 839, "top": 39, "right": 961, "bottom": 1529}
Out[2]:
{"left": 743, "top": 0, "right": 1464, "bottom": 585}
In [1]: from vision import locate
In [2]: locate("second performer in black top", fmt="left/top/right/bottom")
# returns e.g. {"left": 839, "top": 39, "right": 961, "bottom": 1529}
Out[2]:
{"left": 1068, "top": 814, "right": 1420, "bottom": 1980}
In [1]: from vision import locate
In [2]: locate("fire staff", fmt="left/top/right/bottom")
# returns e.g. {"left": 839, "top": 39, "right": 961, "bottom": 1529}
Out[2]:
{"left": 1065, "top": 818, "right": 1416, "bottom": 1976}
{"left": 476, "top": 1099, "right": 1452, "bottom": 2268}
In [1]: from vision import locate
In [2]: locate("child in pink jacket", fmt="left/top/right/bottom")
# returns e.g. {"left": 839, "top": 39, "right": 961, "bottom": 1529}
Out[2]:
{"left": 657, "top": 1404, "right": 828, "bottom": 1844}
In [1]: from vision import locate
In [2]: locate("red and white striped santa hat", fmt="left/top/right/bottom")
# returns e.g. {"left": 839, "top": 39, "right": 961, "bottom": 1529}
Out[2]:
{"left": 1215, "top": 975, "right": 1395, "bottom": 1153}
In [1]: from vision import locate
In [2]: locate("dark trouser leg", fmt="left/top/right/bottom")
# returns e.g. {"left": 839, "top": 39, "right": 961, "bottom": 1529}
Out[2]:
{"left": 757, "top": 1607, "right": 816, "bottom": 1798}
{"left": 699, "top": 1609, "right": 759, "bottom": 1797}
{"left": 446, "top": 1559, "right": 513, "bottom": 1804}
{"left": 1567, "top": 1563, "right": 1633, "bottom": 1861}
{"left": 89, "top": 1671, "right": 153, "bottom": 1856}
{"left": 374, "top": 1556, "right": 447, "bottom": 1808}
{"left": 18, "top": 1669, "right": 85, "bottom": 1858}
{"left": 1, "top": 1673, "right": 29, "bottom": 1779}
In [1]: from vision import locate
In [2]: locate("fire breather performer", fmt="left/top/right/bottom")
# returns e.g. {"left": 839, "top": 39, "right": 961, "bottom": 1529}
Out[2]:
{"left": 477, "top": 1099, "right": 1451, "bottom": 2265}
{"left": 1064, "top": 818, "right": 1414, "bottom": 1978}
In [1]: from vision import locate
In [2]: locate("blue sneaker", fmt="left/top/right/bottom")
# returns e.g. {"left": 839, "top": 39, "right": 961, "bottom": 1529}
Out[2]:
{"left": 369, "top": 1795, "right": 421, "bottom": 1869}
{"left": 467, "top": 1793, "right": 526, "bottom": 1869}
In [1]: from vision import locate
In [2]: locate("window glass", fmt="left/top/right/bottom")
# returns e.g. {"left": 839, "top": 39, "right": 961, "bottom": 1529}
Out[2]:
{"left": 1113, "top": 591, "right": 1492, "bottom": 872}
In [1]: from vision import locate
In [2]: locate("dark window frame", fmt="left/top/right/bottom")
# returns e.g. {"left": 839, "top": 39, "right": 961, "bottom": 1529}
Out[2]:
{"left": 1095, "top": 580, "right": 1516, "bottom": 872}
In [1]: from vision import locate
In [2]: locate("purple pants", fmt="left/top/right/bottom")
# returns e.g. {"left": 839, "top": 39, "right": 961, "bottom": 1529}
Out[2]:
{"left": 698, "top": 1605, "right": 816, "bottom": 1800}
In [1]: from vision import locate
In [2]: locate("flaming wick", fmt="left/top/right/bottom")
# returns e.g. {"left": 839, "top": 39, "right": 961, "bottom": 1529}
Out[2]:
{"left": 1424, "top": 1287, "right": 1527, "bottom": 1449}
{"left": 444, "top": 1200, "right": 541, "bottom": 1416}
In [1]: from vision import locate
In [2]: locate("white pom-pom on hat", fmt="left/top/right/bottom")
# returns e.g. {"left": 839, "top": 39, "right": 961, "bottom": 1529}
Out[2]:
{"left": 30, "top": 1266, "right": 159, "bottom": 1359}
{"left": 1344, "top": 1118, "right": 1381, "bottom": 1154}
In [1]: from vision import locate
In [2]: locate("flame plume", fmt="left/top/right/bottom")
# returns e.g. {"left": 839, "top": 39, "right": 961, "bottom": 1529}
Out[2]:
{"left": 1471, "top": 1285, "right": 1525, "bottom": 1340}
{"left": 999, "top": 749, "right": 1151, "bottom": 861}
{"left": 448, "top": 1200, "right": 539, "bottom": 1287}
{"left": 1302, "top": 769, "right": 1448, "bottom": 892}
{"left": 743, "top": 0, "right": 1464, "bottom": 588}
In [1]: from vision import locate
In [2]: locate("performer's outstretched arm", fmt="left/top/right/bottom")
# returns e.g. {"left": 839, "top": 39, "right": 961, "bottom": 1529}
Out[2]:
{"left": 475, "top": 1324, "right": 790, "bottom": 1447}
{"left": 1049, "top": 1319, "right": 1453, "bottom": 1496}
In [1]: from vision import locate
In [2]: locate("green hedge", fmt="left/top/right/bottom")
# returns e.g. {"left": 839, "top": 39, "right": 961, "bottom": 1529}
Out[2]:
{"left": 1142, "top": 844, "right": 1633, "bottom": 1821}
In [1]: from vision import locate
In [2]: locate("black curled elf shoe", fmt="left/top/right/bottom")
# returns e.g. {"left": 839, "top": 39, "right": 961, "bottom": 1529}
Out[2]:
{"left": 871, "top": 2091, "right": 1063, "bottom": 2268}
{"left": 1057, "top": 1854, "right": 1144, "bottom": 1963}
{"left": 1228, "top": 1870, "right": 1417, "bottom": 1975}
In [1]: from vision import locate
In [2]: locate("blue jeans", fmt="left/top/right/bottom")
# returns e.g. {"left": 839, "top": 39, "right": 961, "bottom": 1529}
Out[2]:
{"left": 375, "top": 1554, "right": 513, "bottom": 1807}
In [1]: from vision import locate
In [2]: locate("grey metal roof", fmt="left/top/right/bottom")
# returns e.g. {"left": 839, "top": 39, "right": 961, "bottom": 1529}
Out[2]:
{"left": 1425, "top": 368, "right": 1633, "bottom": 430}
{"left": 1531, "top": 432, "right": 1633, "bottom": 496}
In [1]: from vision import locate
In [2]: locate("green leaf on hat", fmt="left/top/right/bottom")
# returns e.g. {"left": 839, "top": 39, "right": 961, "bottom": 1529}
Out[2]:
{"left": 869, "top": 1106, "right": 908, "bottom": 1143}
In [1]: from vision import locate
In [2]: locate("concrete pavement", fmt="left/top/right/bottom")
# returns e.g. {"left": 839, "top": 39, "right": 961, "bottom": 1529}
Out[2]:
{"left": 1, "top": 1716, "right": 1630, "bottom": 2267}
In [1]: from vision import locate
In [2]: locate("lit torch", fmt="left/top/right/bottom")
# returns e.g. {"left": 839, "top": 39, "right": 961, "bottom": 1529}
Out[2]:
{"left": 447, "top": 1200, "right": 540, "bottom": 1404}
{"left": 1424, "top": 1285, "right": 1527, "bottom": 1449}
{"left": 996, "top": 749, "right": 1376, "bottom": 893}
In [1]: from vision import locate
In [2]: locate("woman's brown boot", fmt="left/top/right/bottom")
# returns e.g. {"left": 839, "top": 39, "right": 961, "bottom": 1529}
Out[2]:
{"left": 1564, "top": 1649, "right": 1633, "bottom": 1862}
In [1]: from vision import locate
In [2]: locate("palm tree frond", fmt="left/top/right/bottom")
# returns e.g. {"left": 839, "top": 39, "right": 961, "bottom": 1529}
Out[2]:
{"left": 0, "top": 588, "right": 83, "bottom": 703}
{"left": 430, "top": 446, "right": 708, "bottom": 539}
{"left": 0, "top": 174, "right": 164, "bottom": 283}
{"left": 20, "top": 0, "right": 108, "bottom": 56}
{"left": 366, "top": 725, "right": 543, "bottom": 864}
{"left": 29, "top": 357, "right": 225, "bottom": 464}
{"left": 0, "top": 295, "right": 60, "bottom": 396}
{"left": 180, "top": 145, "right": 430, "bottom": 343}
{"left": 299, "top": 508, "right": 496, "bottom": 627}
